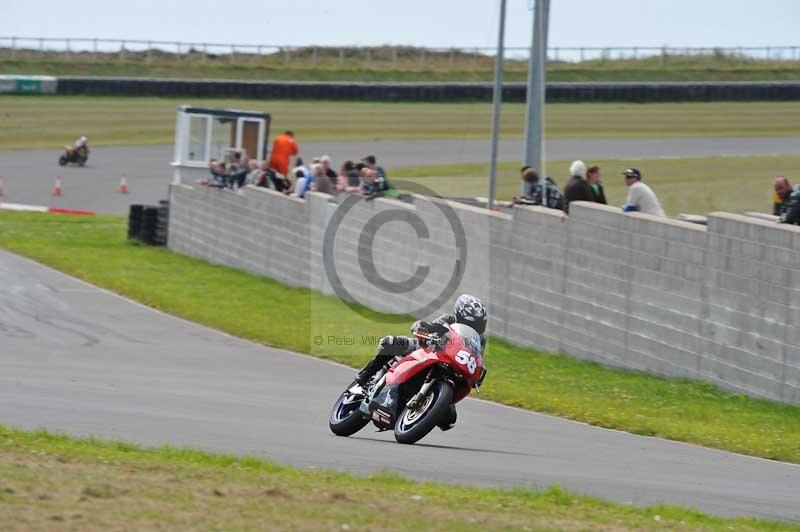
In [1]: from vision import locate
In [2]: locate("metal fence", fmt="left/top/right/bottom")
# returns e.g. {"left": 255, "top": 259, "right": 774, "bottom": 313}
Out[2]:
{"left": 1, "top": 36, "right": 799, "bottom": 68}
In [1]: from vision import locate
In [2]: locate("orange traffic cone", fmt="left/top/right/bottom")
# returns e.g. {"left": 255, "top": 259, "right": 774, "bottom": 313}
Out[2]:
{"left": 119, "top": 175, "right": 129, "bottom": 194}
{"left": 53, "top": 176, "right": 62, "bottom": 197}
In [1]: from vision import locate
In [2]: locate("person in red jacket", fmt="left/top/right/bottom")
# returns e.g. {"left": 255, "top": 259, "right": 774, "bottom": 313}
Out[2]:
{"left": 268, "top": 130, "right": 299, "bottom": 176}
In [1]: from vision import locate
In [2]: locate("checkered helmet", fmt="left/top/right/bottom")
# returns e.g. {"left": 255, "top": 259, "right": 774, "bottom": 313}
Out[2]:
{"left": 453, "top": 294, "right": 487, "bottom": 335}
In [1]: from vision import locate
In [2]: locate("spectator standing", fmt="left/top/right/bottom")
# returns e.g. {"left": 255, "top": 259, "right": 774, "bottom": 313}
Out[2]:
{"left": 513, "top": 166, "right": 564, "bottom": 210}
{"left": 622, "top": 168, "right": 665, "bottom": 216}
{"left": 587, "top": 165, "right": 606, "bottom": 204}
{"left": 269, "top": 130, "right": 299, "bottom": 177}
{"left": 362, "top": 155, "right": 387, "bottom": 178}
{"left": 774, "top": 176, "right": 800, "bottom": 224}
{"left": 563, "top": 160, "right": 594, "bottom": 214}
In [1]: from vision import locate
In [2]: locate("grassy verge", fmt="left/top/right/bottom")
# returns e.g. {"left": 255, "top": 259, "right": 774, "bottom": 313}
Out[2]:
{"left": 2, "top": 425, "right": 792, "bottom": 531}
{"left": 3, "top": 57, "right": 800, "bottom": 82}
{"left": 1, "top": 211, "right": 799, "bottom": 464}
{"left": 390, "top": 155, "right": 800, "bottom": 216}
{"left": 3, "top": 95, "right": 800, "bottom": 150}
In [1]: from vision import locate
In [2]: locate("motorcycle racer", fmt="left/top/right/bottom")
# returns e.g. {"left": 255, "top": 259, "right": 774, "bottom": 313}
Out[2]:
{"left": 355, "top": 294, "right": 488, "bottom": 430}
{"left": 73, "top": 135, "right": 89, "bottom": 156}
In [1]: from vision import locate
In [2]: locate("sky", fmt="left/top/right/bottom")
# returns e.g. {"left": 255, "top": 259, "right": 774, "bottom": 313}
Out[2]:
{"left": 2, "top": 0, "right": 799, "bottom": 51}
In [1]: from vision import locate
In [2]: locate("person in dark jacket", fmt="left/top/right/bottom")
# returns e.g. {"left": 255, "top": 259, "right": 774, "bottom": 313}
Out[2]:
{"left": 563, "top": 160, "right": 594, "bottom": 214}
{"left": 774, "top": 176, "right": 800, "bottom": 224}
{"left": 587, "top": 165, "right": 607, "bottom": 204}
{"left": 513, "top": 166, "right": 564, "bottom": 210}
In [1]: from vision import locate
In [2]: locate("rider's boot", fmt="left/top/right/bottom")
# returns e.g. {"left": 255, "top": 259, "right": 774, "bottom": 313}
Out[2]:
{"left": 355, "top": 336, "right": 412, "bottom": 386}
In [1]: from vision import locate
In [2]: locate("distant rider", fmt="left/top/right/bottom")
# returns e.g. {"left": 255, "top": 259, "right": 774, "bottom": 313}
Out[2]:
{"left": 355, "top": 293, "right": 488, "bottom": 430}
{"left": 72, "top": 135, "right": 90, "bottom": 159}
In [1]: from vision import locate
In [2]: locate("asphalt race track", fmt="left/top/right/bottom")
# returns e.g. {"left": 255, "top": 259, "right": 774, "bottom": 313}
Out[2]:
{"left": 1, "top": 135, "right": 799, "bottom": 215}
{"left": 1, "top": 249, "right": 799, "bottom": 521}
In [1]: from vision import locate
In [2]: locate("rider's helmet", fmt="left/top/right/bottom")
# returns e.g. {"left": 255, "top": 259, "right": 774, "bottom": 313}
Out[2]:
{"left": 452, "top": 294, "right": 487, "bottom": 335}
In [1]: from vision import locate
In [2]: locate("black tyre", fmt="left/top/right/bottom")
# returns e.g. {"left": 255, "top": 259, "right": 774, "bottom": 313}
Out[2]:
{"left": 58, "top": 155, "right": 67, "bottom": 166}
{"left": 394, "top": 380, "right": 454, "bottom": 445}
{"left": 329, "top": 381, "right": 370, "bottom": 437}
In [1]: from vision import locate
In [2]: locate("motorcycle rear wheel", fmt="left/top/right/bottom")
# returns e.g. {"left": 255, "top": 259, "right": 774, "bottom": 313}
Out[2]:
{"left": 394, "top": 380, "right": 453, "bottom": 445}
{"left": 329, "top": 381, "right": 370, "bottom": 437}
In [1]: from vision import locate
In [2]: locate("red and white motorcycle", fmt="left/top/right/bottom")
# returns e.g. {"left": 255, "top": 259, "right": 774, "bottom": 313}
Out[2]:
{"left": 329, "top": 322, "right": 486, "bottom": 444}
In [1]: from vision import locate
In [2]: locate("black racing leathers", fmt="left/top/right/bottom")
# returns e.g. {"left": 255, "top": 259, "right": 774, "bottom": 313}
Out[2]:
{"left": 356, "top": 313, "right": 486, "bottom": 384}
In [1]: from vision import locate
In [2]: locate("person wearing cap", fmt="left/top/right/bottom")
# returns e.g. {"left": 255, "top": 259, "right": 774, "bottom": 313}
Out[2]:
{"left": 622, "top": 168, "right": 665, "bottom": 217}
{"left": 773, "top": 176, "right": 800, "bottom": 224}
{"left": 563, "top": 160, "right": 594, "bottom": 214}
{"left": 362, "top": 155, "right": 386, "bottom": 179}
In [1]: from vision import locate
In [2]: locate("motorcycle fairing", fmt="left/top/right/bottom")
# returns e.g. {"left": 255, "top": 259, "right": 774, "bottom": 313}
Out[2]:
{"left": 385, "top": 350, "right": 439, "bottom": 386}
{"left": 369, "top": 382, "right": 400, "bottom": 430}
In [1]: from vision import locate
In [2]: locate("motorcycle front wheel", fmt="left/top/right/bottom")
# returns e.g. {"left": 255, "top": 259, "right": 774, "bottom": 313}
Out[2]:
{"left": 394, "top": 380, "right": 453, "bottom": 445}
{"left": 329, "top": 380, "right": 370, "bottom": 437}
{"left": 58, "top": 155, "right": 67, "bottom": 166}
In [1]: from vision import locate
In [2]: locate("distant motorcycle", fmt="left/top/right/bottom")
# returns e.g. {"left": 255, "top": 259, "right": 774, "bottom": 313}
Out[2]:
{"left": 58, "top": 146, "right": 89, "bottom": 166}
{"left": 329, "top": 322, "right": 486, "bottom": 444}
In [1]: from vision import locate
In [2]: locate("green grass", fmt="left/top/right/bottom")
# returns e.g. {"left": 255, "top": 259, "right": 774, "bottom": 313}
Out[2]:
{"left": 390, "top": 154, "right": 800, "bottom": 216}
{"left": 2, "top": 425, "right": 793, "bottom": 531}
{"left": 3, "top": 95, "right": 800, "bottom": 150}
{"left": 1, "top": 211, "right": 799, "bottom": 465}
{"left": 3, "top": 51, "right": 800, "bottom": 82}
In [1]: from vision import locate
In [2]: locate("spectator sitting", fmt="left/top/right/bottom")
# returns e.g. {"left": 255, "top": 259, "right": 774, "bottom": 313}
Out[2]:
{"left": 340, "top": 160, "right": 361, "bottom": 193}
{"left": 252, "top": 161, "right": 271, "bottom": 189}
{"left": 321, "top": 155, "right": 338, "bottom": 188}
{"left": 622, "top": 168, "right": 665, "bottom": 217}
{"left": 245, "top": 160, "right": 260, "bottom": 186}
{"left": 292, "top": 157, "right": 310, "bottom": 180}
{"left": 361, "top": 168, "right": 389, "bottom": 199}
{"left": 293, "top": 166, "right": 314, "bottom": 198}
{"left": 227, "top": 152, "right": 248, "bottom": 188}
{"left": 362, "top": 154, "right": 386, "bottom": 178}
{"left": 587, "top": 165, "right": 607, "bottom": 204}
{"left": 563, "top": 160, "right": 594, "bottom": 214}
{"left": 774, "top": 176, "right": 800, "bottom": 224}
{"left": 312, "top": 163, "right": 333, "bottom": 195}
{"left": 513, "top": 166, "right": 564, "bottom": 210}
{"left": 207, "top": 159, "right": 227, "bottom": 188}
{"left": 271, "top": 169, "right": 292, "bottom": 193}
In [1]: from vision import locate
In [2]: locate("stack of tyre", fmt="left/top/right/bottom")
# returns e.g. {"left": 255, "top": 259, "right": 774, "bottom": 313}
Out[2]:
{"left": 128, "top": 201, "right": 169, "bottom": 246}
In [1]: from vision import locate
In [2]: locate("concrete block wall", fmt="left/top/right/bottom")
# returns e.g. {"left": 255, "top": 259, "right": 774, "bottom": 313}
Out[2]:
{"left": 168, "top": 185, "right": 800, "bottom": 404}
{"left": 703, "top": 213, "right": 800, "bottom": 403}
